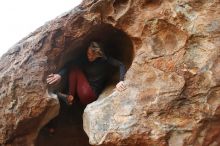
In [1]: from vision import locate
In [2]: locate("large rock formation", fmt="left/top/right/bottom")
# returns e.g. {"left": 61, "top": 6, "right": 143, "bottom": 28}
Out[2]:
{"left": 0, "top": 0, "right": 220, "bottom": 146}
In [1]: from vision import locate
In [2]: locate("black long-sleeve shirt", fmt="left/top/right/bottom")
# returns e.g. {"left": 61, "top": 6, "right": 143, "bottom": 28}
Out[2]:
{"left": 58, "top": 55, "right": 126, "bottom": 96}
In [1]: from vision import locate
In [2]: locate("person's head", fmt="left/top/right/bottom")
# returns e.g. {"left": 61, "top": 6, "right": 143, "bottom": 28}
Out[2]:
{"left": 87, "top": 42, "right": 105, "bottom": 62}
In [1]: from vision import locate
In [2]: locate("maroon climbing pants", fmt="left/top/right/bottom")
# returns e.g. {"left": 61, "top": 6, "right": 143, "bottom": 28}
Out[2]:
{"left": 68, "top": 67, "right": 97, "bottom": 105}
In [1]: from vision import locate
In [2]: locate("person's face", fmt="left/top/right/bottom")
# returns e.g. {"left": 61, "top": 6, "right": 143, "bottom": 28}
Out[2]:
{"left": 87, "top": 47, "right": 99, "bottom": 62}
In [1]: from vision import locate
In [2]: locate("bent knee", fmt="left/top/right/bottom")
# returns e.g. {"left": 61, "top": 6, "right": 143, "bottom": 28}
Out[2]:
{"left": 78, "top": 88, "right": 97, "bottom": 105}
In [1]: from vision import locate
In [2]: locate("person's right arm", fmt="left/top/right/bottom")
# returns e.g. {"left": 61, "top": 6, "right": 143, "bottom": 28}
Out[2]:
{"left": 47, "top": 50, "right": 86, "bottom": 85}
{"left": 57, "top": 61, "right": 72, "bottom": 77}
{"left": 47, "top": 58, "right": 78, "bottom": 85}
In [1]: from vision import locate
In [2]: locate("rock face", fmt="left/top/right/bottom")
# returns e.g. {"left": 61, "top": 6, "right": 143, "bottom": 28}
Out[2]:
{"left": 0, "top": 0, "right": 220, "bottom": 146}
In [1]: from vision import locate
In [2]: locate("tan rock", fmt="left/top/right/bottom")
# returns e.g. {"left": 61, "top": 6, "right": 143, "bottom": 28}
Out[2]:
{"left": 0, "top": 0, "right": 219, "bottom": 146}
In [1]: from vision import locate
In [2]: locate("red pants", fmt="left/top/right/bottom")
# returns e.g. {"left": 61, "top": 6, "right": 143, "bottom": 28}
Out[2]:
{"left": 68, "top": 67, "right": 97, "bottom": 105}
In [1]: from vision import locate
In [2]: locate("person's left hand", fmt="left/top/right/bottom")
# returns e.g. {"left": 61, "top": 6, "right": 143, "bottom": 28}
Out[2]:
{"left": 116, "top": 81, "right": 126, "bottom": 92}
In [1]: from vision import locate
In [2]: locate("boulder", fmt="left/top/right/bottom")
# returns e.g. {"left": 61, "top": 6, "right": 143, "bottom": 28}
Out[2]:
{"left": 0, "top": 0, "right": 220, "bottom": 146}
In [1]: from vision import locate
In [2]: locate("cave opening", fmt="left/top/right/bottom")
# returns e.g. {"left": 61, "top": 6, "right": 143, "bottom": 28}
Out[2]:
{"left": 36, "top": 23, "right": 134, "bottom": 146}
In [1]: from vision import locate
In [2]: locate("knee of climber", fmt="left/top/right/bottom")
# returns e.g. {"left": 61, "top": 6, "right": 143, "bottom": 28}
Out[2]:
{"left": 78, "top": 86, "right": 97, "bottom": 105}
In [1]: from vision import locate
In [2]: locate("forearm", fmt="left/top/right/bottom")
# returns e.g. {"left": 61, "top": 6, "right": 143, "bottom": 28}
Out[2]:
{"left": 107, "top": 57, "right": 126, "bottom": 81}
{"left": 119, "top": 64, "right": 126, "bottom": 81}
{"left": 58, "top": 68, "right": 67, "bottom": 77}
{"left": 57, "top": 58, "right": 78, "bottom": 77}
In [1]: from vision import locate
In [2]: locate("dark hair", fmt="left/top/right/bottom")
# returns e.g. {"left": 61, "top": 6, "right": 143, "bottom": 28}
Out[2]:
{"left": 89, "top": 41, "right": 106, "bottom": 59}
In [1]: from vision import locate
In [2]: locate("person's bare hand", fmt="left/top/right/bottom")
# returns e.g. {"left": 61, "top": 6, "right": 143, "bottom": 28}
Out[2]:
{"left": 116, "top": 81, "right": 126, "bottom": 92}
{"left": 46, "top": 73, "right": 61, "bottom": 85}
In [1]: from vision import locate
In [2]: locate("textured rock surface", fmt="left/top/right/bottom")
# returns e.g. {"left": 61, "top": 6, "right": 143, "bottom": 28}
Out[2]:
{"left": 0, "top": 0, "right": 220, "bottom": 146}
{"left": 83, "top": 0, "right": 220, "bottom": 146}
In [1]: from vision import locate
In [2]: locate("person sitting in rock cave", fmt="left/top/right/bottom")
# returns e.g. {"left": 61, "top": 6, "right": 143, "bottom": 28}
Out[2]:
{"left": 46, "top": 41, "right": 127, "bottom": 106}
